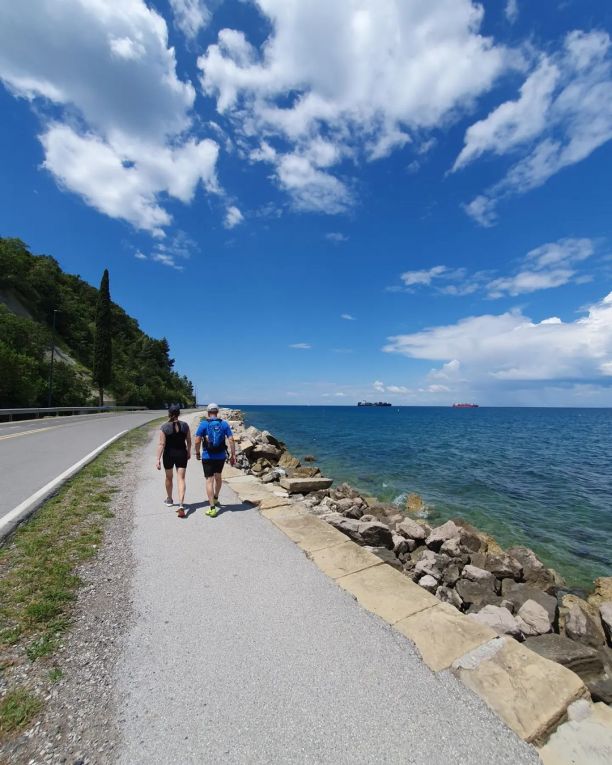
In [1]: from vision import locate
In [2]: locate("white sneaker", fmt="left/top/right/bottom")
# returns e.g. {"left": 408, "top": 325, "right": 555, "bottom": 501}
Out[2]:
{"left": 164, "top": 497, "right": 173, "bottom": 507}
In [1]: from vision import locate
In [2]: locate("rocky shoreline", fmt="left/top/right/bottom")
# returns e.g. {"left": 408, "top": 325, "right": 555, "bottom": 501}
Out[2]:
{"left": 225, "top": 408, "right": 612, "bottom": 709}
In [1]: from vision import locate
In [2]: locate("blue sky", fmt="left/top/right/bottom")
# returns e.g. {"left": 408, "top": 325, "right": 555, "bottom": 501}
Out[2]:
{"left": 1, "top": 0, "right": 612, "bottom": 406}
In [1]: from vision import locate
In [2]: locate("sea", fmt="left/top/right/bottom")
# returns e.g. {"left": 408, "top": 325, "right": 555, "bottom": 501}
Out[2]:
{"left": 236, "top": 405, "right": 612, "bottom": 590}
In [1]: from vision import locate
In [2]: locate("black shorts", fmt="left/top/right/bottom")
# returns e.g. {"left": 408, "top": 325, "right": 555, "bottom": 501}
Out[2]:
{"left": 202, "top": 459, "right": 225, "bottom": 477}
{"left": 163, "top": 450, "right": 188, "bottom": 470}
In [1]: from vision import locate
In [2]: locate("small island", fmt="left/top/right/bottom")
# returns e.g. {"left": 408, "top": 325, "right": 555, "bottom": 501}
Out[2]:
{"left": 357, "top": 401, "right": 392, "bottom": 407}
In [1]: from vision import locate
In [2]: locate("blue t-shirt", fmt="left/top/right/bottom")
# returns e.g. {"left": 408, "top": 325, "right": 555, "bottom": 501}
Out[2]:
{"left": 196, "top": 418, "right": 233, "bottom": 460}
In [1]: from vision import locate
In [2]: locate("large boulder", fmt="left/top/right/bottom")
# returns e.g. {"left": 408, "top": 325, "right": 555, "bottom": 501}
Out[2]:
{"left": 442, "top": 564, "right": 462, "bottom": 587}
{"left": 392, "top": 533, "right": 411, "bottom": 557}
{"left": 358, "top": 521, "right": 394, "bottom": 549}
{"left": 292, "top": 466, "right": 322, "bottom": 478}
{"left": 237, "top": 437, "right": 256, "bottom": 455}
{"left": 588, "top": 577, "right": 612, "bottom": 608}
{"left": 323, "top": 514, "right": 362, "bottom": 543}
{"left": 278, "top": 452, "right": 301, "bottom": 471}
{"left": 516, "top": 599, "right": 553, "bottom": 637}
{"left": 501, "top": 582, "right": 558, "bottom": 627}
{"left": 406, "top": 493, "right": 426, "bottom": 513}
{"left": 599, "top": 602, "right": 612, "bottom": 645}
{"left": 506, "top": 546, "right": 561, "bottom": 592}
{"left": 252, "top": 443, "right": 282, "bottom": 461}
{"left": 414, "top": 550, "right": 446, "bottom": 581}
{"left": 461, "top": 565, "right": 497, "bottom": 588}
{"left": 435, "top": 585, "right": 463, "bottom": 610}
{"left": 559, "top": 594, "right": 606, "bottom": 649}
{"left": 455, "top": 579, "right": 502, "bottom": 610}
{"left": 425, "top": 520, "right": 461, "bottom": 551}
{"left": 396, "top": 518, "right": 429, "bottom": 541}
{"left": 524, "top": 634, "right": 603, "bottom": 678}
{"left": 418, "top": 574, "right": 438, "bottom": 593}
{"left": 279, "top": 476, "right": 333, "bottom": 494}
{"left": 468, "top": 605, "right": 522, "bottom": 639}
{"left": 261, "top": 430, "right": 282, "bottom": 448}
{"left": 483, "top": 553, "right": 522, "bottom": 580}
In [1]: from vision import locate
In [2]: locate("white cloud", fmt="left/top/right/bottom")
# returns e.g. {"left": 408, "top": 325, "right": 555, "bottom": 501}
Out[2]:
{"left": 0, "top": 0, "right": 220, "bottom": 234}
{"left": 289, "top": 343, "right": 311, "bottom": 349}
{"left": 394, "top": 265, "right": 471, "bottom": 292}
{"left": 486, "top": 237, "right": 595, "bottom": 297}
{"left": 326, "top": 232, "right": 348, "bottom": 243}
{"left": 401, "top": 265, "right": 448, "bottom": 287}
{"left": 373, "top": 380, "right": 385, "bottom": 393}
{"left": 170, "top": 0, "right": 211, "bottom": 40}
{"left": 341, "top": 313, "right": 356, "bottom": 321}
{"left": 138, "top": 230, "right": 197, "bottom": 269}
{"left": 224, "top": 205, "right": 244, "bottom": 228}
{"left": 134, "top": 250, "right": 148, "bottom": 260}
{"left": 505, "top": 0, "right": 519, "bottom": 25}
{"left": 372, "top": 381, "right": 411, "bottom": 395}
{"left": 334, "top": 392, "right": 346, "bottom": 397}
{"left": 458, "top": 30, "right": 612, "bottom": 224}
{"left": 384, "top": 292, "right": 612, "bottom": 386}
{"left": 198, "top": 0, "right": 508, "bottom": 212}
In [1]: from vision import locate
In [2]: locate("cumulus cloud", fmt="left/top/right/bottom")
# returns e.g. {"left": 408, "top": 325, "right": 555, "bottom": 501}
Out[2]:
{"left": 384, "top": 291, "right": 612, "bottom": 386}
{"left": 0, "top": 0, "right": 220, "bottom": 234}
{"left": 198, "top": 0, "right": 508, "bottom": 212}
{"left": 170, "top": 0, "right": 211, "bottom": 40}
{"left": 372, "top": 381, "right": 411, "bottom": 395}
{"left": 457, "top": 30, "right": 612, "bottom": 225}
{"left": 224, "top": 205, "right": 244, "bottom": 228}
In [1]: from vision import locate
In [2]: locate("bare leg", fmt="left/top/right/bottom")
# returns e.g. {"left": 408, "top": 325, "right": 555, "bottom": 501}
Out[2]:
{"left": 164, "top": 468, "right": 173, "bottom": 501}
{"left": 214, "top": 472, "right": 222, "bottom": 500}
{"left": 177, "top": 467, "right": 186, "bottom": 506}
{"left": 206, "top": 475, "right": 216, "bottom": 506}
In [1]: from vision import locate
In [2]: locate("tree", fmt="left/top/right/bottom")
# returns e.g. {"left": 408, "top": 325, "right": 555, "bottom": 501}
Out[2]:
{"left": 92, "top": 269, "right": 112, "bottom": 405}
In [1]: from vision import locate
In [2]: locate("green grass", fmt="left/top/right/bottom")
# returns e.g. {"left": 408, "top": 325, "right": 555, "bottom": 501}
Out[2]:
{"left": 0, "top": 421, "right": 156, "bottom": 739}
{"left": 0, "top": 688, "right": 43, "bottom": 735}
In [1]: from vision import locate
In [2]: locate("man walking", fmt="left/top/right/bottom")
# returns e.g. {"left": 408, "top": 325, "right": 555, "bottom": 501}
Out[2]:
{"left": 194, "top": 403, "right": 236, "bottom": 517}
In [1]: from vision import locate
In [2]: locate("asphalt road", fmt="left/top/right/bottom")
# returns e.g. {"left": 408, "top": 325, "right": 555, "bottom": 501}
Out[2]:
{"left": 0, "top": 411, "right": 168, "bottom": 520}
{"left": 116, "top": 430, "right": 540, "bottom": 765}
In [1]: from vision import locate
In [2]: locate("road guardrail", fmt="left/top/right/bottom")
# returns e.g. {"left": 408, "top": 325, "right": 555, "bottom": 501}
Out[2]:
{"left": 0, "top": 406, "right": 148, "bottom": 422}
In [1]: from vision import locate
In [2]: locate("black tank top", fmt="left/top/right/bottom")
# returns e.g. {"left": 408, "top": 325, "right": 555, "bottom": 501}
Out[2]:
{"left": 161, "top": 420, "right": 188, "bottom": 452}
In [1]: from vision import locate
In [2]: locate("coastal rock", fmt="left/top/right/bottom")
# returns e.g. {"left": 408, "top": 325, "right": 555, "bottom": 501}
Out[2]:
{"left": 237, "top": 437, "right": 256, "bottom": 455}
{"left": 252, "top": 443, "right": 282, "bottom": 461}
{"left": 440, "top": 537, "right": 463, "bottom": 557}
{"left": 500, "top": 599, "right": 516, "bottom": 614}
{"left": 524, "top": 634, "right": 603, "bottom": 679}
{"left": 279, "top": 476, "right": 333, "bottom": 494}
{"left": 413, "top": 550, "right": 443, "bottom": 580}
{"left": 599, "top": 602, "right": 612, "bottom": 645}
{"left": 455, "top": 579, "right": 502, "bottom": 610}
{"left": 335, "top": 498, "right": 355, "bottom": 512}
{"left": 516, "top": 599, "right": 553, "bottom": 637}
{"left": 396, "top": 518, "right": 428, "bottom": 541}
{"left": 292, "top": 466, "right": 321, "bottom": 478}
{"left": 261, "top": 471, "right": 279, "bottom": 484}
{"left": 560, "top": 594, "right": 606, "bottom": 649}
{"left": 406, "top": 493, "right": 426, "bottom": 513}
{"left": 365, "top": 546, "right": 403, "bottom": 571}
{"left": 278, "top": 452, "right": 301, "bottom": 471}
{"left": 323, "top": 515, "right": 362, "bottom": 543}
{"left": 436, "top": 585, "right": 463, "bottom": 610}
{"left": 461, "top": 565, "right": 497, "bottom": 588}
{"left": 483, "top": 553, "right": 522, "bottom": 581}
{"left": 303, "top": 454, "right": 317, "bottom": 462}
{"left": 442, "top": 564, "right": 462, "bottom": 587}
{"left": 506, "top": 546, "right": 560, "bottom": 592}
{"left": 501, "top": 582, "right": 558, "bottom": 627}
{"left": 261, "top": 430, "right": 282, "bottom": 448}
{"left": 588, "top": 577, "right": 612, "bottom": 608}
{"left": 358, "top": 521, "right": 394, "bottom": 549}
{"left": 344, "top": 505, "right": 365, "bottom": 520}
{"left": 418, "top": 574, "right": 438, "bottom": 593}
{"left": 392, "top": 533, "right": 410, "bottom": 557}
{"left": 425, "top": 520, "right": 461, "bottom": 551}
{"left": 243, "top": 426, "right": 261, "bottom": 441}
{"left": 468, "top": 605, "right": 522, "bottom": 639}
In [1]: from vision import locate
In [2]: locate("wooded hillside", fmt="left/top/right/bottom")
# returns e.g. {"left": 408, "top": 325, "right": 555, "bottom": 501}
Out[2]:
{"left": 0, "top": 238, "right": 194, "bottom": 408}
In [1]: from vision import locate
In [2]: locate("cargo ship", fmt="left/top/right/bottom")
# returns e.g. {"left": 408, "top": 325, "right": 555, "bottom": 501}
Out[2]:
{"left": 357, "top": 401, "right": 392, "bottom": 407}
{"left": 452, "top": 403, "right": 479, "bottom": 408}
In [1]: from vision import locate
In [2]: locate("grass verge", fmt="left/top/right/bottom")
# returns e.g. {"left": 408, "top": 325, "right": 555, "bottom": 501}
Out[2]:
{"left": 0, "top": 421, "right": 156, "bottom": 738}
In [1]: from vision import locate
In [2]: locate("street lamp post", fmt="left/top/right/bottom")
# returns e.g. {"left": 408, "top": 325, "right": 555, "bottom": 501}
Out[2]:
{"left": 47, "top": 309, "right": 59, "bottom": 408}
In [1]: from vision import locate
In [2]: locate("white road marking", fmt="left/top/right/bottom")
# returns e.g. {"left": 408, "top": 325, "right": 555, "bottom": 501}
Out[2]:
{"left": 0, "top": 430, "right": 128, "bottom": 541}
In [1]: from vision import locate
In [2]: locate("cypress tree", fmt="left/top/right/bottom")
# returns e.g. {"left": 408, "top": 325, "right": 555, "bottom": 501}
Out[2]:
{"left": 93, "top": 268, "right": 112, "bottom": 406}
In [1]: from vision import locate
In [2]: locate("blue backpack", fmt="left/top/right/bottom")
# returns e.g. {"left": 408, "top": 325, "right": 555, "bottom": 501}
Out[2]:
{"left": 205, "top": 418, "right": 226, "bottom": 455}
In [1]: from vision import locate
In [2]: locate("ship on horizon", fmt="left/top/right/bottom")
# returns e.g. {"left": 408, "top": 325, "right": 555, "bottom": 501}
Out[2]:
{"left": 452, "top": 402, "right": 479, "bottom": 408}
{"left": 357, "top": 401, "right": 392, "bottom": 407}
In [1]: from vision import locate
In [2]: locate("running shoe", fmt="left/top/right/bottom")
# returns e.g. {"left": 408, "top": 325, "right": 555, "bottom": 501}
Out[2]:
{"left": 205, "top": 505, "right": 218, "bottom": 517}
{"left": 177, "top": 506, "right": 186, "bottom": 519}
{"left": 214, "top": 495, "right": 222, "bottom": 507}
{"left": 164, "top": 497, "right": 173, "bottom": 507}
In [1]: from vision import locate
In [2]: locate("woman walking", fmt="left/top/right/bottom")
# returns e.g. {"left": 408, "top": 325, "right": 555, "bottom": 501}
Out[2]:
{"left": 156, "top": 404, "right": 191, "bottom": 518}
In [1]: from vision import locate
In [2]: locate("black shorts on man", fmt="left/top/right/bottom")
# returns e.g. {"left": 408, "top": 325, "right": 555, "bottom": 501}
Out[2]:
{"left": 202, "top": 459, "right": 225, "bottom": 478}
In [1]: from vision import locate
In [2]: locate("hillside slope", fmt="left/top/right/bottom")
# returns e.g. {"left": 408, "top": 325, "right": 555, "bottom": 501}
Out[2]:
{"left": 0, "top": 238, "right": 194, "bottom": 408}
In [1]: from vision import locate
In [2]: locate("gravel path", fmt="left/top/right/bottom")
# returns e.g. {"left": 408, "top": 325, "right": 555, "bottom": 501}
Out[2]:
{"left": 115, "top": 435, "right": 540, "bottom": 764}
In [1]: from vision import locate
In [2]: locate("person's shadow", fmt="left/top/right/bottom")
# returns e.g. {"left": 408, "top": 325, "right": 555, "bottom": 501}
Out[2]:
{"left": 185, "top": 501, "right": 252, "bottom": 518}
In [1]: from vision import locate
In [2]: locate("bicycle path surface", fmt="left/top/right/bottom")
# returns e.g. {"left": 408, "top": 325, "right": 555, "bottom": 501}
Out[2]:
{"left": 115, "top": 421, "right": 539, "bottom": 764}
{"left": 0, "top": 410, "right": 166, "bottom": 521}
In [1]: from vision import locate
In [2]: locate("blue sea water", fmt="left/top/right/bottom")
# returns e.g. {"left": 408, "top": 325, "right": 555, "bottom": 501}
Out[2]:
{"left": 237, "top": 405, "right": 612, "bottom": 590}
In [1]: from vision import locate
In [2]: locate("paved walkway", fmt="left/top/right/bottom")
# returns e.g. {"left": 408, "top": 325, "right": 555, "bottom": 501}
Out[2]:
{"left": 115, "top": 429, "right": 539, "bottom": 764}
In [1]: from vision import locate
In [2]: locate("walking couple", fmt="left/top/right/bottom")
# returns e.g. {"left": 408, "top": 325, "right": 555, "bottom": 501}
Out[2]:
{"left": 156, "top": 403, "right": 236, "bottom": 518}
